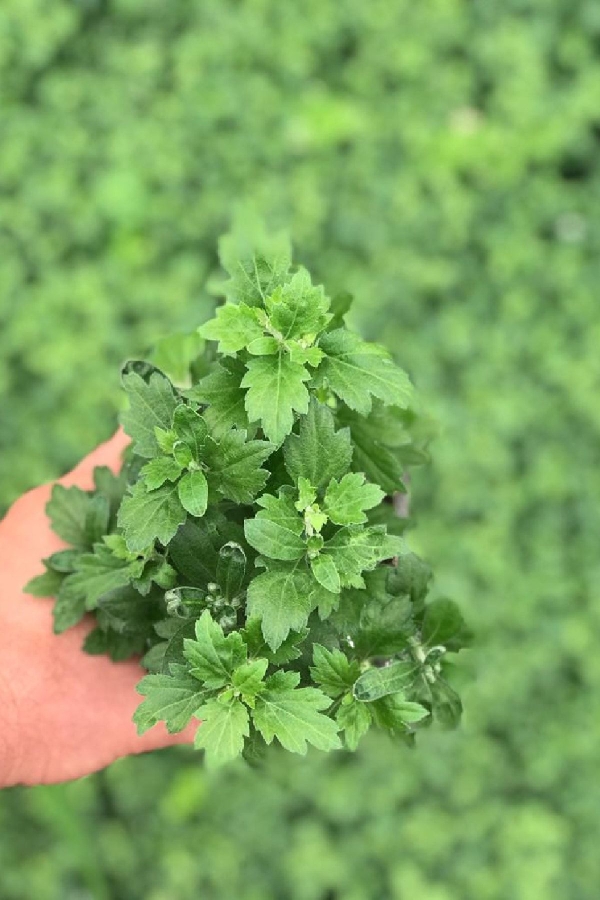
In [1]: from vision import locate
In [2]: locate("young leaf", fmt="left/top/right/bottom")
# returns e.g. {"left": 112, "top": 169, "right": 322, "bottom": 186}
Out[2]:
{"left": 141, "top": 457, "right": 183, "bottom": 490}
{"left": 246, "top": 561, "right": 330, "bottom": 650}
{"left": 178, "top": 470, "right": 209, "bottom": 518}
{"left": 283, "top": 399, "right": 353, "bottom": 491}
{"left": 244, "top": 492, "right": 306, "bottom": 561}
{"left": 134, "top": 663, "right": 207, "bottom": 734}
{"left": 118, "top": 480, "right": 187, "bottom": 552}
{"left": 323, "top": 525, "right": 388, "bottom": 589}
{"left": 317, "top": 329, "right": 412, "bottom": 415}
{"left": 183, "top": 610, "right": 246, "bottom": 689}
{"left": 203, "top": 429, "right": 275, "bottom": 504}
{"left": 172, "top": 404, "right": 209, "bottom": 461}
{"left": 310, "top": 554, "right": 341, "bottom": 594}
{"left": 120, "top": 370, "right": 178, "bottom": 458}
{"left": 242, "top": 353, "right": 310, "bottom": 445}
{"left": 188, "top": 360, "right": 249, "bottom": 435}
{"left": 252, "top": 671, "right": 341, "bottom": 754}
{"left": 194, "top": 697, "right": 249, "bottom": 768}
{"left": 46, "top": 485, "right": 93, "bottom": 549}
{"left": 336, "top": 698, "right": 372, "bottom": 750}
{"left": 231, "top": 658, "right": 269, "bottom": 702}
{"left": 218, "top": 224, "right": 291, "bottom": 306}
{"left": 265, "top": 268, "right": 330, "bottom": 340}
{"left": 323, "top": 473, "right": 385, "bottom": 526}
{"left": 199, "top": 303, "right": 264, "bottom": 354}
{"left": 310, "top": 645, "right": 361, "bottom": 698}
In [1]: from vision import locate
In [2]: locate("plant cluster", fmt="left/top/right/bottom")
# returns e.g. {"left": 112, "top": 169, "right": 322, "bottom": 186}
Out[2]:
{"left": 27, "top": 232, "right": 469, "bottom": 767}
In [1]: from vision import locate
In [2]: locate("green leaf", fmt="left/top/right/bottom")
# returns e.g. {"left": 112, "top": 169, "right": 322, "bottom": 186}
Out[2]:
{"left": 242, "top": 353, "right": 311, "bottom": 445}
{"left": 429, "top": 679, "right": 463, "bottom": 729}
{"left": 134, "top": 663, "right": 206, "bottom": 734}
{"left": 24, "top": 568, "right": 64, "bottom": 598}
{"left": 317, "top": 329, "right": 412, "bottom": 415}
{"left": 46, "top": 485, "right": 92, "bottom": 549}
{"left": 150, "top": 331, "right": 205, "bottom": 388}
{"left": 188, "top": 360, "right": 249, "bottom": 436}
{"left": 421, "top": 599, "right": 473, "bottom": 651}
{"left": 194, "top": 698, "right": 249, "bottom": 768}
{"left": 252, "top": 671, "right": 341, "bottom": 754}
{"left": 120, "top": 370, "right": 178, "bottom": 459}
{"left": 244, "top": 491, "right": 306, "bottom": 561}
{"left": 83, "top": 495, "right": 110, "bottom": 545}
{"left": 310, "top": 554, "right": 341, "bottom": 594}
{"left": 52, "top": 580, "right": 87, "bottom": 634}
{"left": 199, "top": 302, "right": 264, "bottom": 353}
{"left": 265, "top": 268, "right": 330, "bottom": 340}
{"left": 336, "top": 698, "right": 372, "bottom": 750}
{"left": 218, "top": 224, "right": 291, "bottom": 306}
{"left": 323, "top": 473, "right": 385, "bottom": 525}
{"left": 283, "top": 399, "right": 353, "bottom": 491}
{"left": 140, "top": 457, "right": 183, "bottom": 490}
{"left": 246, "top": 561, "right": 330, "bottom": 650}
{"left": 231, "top": 658, "right": 269, "bottom": 702}
{"left": 183, "top": 610, "right": 246, "bottom": 689}
{"left": 172, "top": 404, "right": 209, "bottom": 461}
{"left": 242, "top": 618, "right": 308, "bottom": 664}
{"left": 370, "top": 693, "right": 430, "bottom": 734}
{"left": 386, "top": 552, "right": 433, "bottom": 606}
{"left": 310, "top": 645, "right": 360, "bottom": 698}
{"left": 178, "top": 470, "right": 209, "bottom": 518}
{"left": 204, "top": 429, "right": 275, "bottom": 504}
{"left": 353, "top": 660, "right": 420, "bottom": 702}
{"left": 216, "top": 542, "right": 246, "bottom": 601}
{"left": 168, "top": 513, "right": 243, "bottom": 585}
{"left": 335, "top": 569, "right": 414, "bottom": 659}
{"left": 45, "top": 549, "right": 80, "bottom": 573}
{"left": 66, "top": 544, "right": 143, "bottom": 609}
{"left": 323, "top": 525, "right": 388, "bottom": 589}
{"left": 118, "top": 480, "right": 187, "bottom": 552}
{"left": 338, "top": 403, "right": 413, "bottom": 494}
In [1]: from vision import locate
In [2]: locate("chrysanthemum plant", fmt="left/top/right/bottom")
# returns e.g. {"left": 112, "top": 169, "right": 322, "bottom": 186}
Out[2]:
{"left": 26, "top": 229, "right": 470, "bottom": 767}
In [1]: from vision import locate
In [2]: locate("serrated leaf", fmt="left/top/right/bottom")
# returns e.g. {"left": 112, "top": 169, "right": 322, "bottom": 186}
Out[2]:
{"left": 204, "top": 429, "right": 275, "bottom": 504}
{"left": 172, "top": 404, "right": 209, "bottom": 461}
{"left": 242, "top": 353, "right": 310, "bottom": 445}
{"left": 252, "top": 670, "right": 340, "bottom": 754}
{"left": 244, "top": 491, "right": 306, "bottom": 561}
{"left": 310, "top": 554, "right": 341, "bottom": 594}
{"left": 231, "top": 658, "right": 269, "bottom": 702}
{"left": 134, "top": 663, "right": 206, "bottom": 734}
{"left": 84, "top": 627, "right": 146, "bottom": 662}
{"left": 194, "top": 698, "right": 249, "bottom": 768}
{"left": 242, "top": 618, "right": 309, "bottom": 664}
{"left": 370, "top": 693, "right": 430, "bottom": 734}
{"left": 335, "top": 569, "right": 414, "bottom": 659}
{"left": 168, "top": 513, "right": 243, "bottom": 585}
{"left": 336, "top": 698, "right": 372, "bottom": 750}
{"left": 246, "top": 561, "right": 331, "bottom": 650}
{"left": 283, "top": 399, "right": 352, "bottom": 491}
{"left": 429, "top": 679, "right": 463, "bottom": 728}
{"left": 52, "top": 580, "right": 87, "bottom": 633}
{"left": 178, "top": 470, "right": 209, "bottom": 517}
{"left": 66, "top": 544, "right": 143, "bottom": 609}
{"left": 199, "top": 303, "right": 264, "bottom": 354}
{"left": 183, "top": 610, "right": 246, "bottom": 688}
{"left": 421, "top": 599, "right": 472, "bottom": 651}
{"left": 310, "top": 645, "right": 360, "bottom": 698}
{"left": 118, "top": 480, "right": 187, "bottom": 552}
{"left": 140, "top": 457, "right": 183, "bottom": 490}
{"left": 84, "top": 495, "right": 110, "bottom": 545}
{"left": 353, "top": 660, "right": 420, "bottom": 702}
{"left": 188, "top": 360, "right": 249, "bottom": 436}
{"left": 317, "top": 329, "right": 412, "bottom": 415}
{"left": 218, "top": 224, "right": 291, "bottom": 306}
{"left": 337, "top": 403, "right": 413, "bottom": 493}
{"left": 323, "top": 525, "right": 388, "bottom": 589}
{"left": 120, "top": 370, "right": 178, "bottom": 458}
{"left": 45, "top": 549, "right": 80, "bottom": 572}
{"left": 387, "top": 552, "right": 433, "bottom": 606}
{"left": 24, "top": 568, "right": 64, "bottom": 598}
{"left": 46, "top": 484, "right": 92, "bottom": 549}
{"left": 265, "top": 268, "right": 330, "bottom": 340}
{"left": 323, "top": 473, "right": 385, "bottom": 525}
{"left": 150, "top": 331, "right": 205, "bottom": 388}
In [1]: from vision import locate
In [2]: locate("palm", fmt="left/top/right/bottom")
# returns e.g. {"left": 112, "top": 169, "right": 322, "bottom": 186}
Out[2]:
{"left": 0, "top": 432, "right": 194, "bottom": 787}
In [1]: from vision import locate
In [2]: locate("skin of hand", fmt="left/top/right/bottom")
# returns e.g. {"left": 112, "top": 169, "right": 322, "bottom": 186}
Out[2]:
{"left": 0, "top": 431, "right": 195, "bottom": 789}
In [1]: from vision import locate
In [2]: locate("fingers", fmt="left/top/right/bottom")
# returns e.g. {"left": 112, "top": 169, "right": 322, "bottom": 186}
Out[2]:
{"left": 60, "top": 429, "right": 131, "bottom": 490}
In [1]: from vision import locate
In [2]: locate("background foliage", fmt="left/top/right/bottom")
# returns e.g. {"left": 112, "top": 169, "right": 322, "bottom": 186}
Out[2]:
{"left": 1, "top": 0, "right": 599, "bottom": 897}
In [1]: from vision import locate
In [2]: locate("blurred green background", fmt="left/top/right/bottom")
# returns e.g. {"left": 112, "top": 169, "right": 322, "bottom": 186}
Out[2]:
{"left": 1, "top": 0, "right": 599, "bottom": 897}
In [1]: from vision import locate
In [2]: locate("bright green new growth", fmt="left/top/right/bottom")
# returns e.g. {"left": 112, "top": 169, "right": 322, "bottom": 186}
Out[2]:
{"left": 25, "top": 228, "right": 470, "bottom": 767}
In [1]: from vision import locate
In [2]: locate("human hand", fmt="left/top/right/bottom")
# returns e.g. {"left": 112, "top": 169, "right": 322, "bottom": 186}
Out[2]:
{"left": 0, "top": 432, "right": 195, "bottom": 788}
